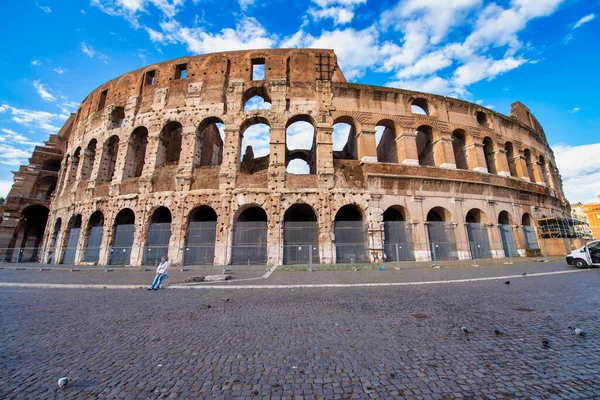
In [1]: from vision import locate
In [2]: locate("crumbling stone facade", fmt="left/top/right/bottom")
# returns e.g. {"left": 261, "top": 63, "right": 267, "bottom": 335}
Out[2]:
{"left": 1, "top": 49, "right": 571, "bottom": 266}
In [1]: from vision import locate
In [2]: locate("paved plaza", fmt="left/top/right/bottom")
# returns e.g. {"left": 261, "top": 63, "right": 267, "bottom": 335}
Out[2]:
{"left": 1, "top": 260, "right": 600, "bottom": 399}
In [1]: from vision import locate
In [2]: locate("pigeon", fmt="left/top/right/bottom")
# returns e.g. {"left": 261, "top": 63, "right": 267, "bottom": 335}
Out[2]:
{"left": 521, "top": 272, "right": 527, "bottom": 276}
{"left": 461, "top": 326, "right": 469, "bottom": 335}
{"left": 220, "top": 298, "right": 230, "bottom": 302}
{"left": 504, "top": 280, "right": 510, "bottom": 285}
{"left": 203, "top": 304, "right": 211, "bottom": 309}
{"left": 541, "top": 338, "right": 550, "bottom": 348}
{"left": 57, "top": 377, "right": 69, "bottom": 389}
{"left": 568, "top": 326, "right": 585, "bottom": 337}
{"left": 493, "top": 328, "right": 503, "bottom": 336}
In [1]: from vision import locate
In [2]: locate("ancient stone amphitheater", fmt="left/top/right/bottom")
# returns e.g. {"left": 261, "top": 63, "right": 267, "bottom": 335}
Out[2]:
{"left": 0, "top": 49, "right": 572, "bottom": 267}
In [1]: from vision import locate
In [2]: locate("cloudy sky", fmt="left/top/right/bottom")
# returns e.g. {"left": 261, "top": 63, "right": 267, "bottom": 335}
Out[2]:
{"left": 0, "top": 0, "right": 598, "bottom": 202}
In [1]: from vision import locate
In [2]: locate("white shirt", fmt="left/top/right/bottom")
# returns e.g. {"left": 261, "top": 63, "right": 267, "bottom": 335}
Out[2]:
{"left": 156, "top": 260, "right": 169, "bottom": 275}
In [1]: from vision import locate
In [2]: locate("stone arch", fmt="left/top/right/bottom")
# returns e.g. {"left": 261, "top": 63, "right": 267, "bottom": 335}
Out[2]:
{"left": 144, "top": 206, "right": 172, "bottom": 265}
{"left": 47, "top": 217, "right": 61, "bottom": 263}
{"left": 285, "top": 114, "right": 316, "bottom": 174}
{"left": 7, "top": 205, "right": 49, "bottom": 263}
{"left": 334, "top": 204, "right": 368, "bottom": 263}
{"left": 451, "top": 129, "right": 468, "bottom": 170}
{"left": 110, "top": 106, "right": 125, "bottom": 129}
{"left": 476, "top": 111, "right": 490, "bottom": 128}
{"left": 416, "top": 125, "right": 435, "bottom": 166}
{"left": 97, "top": 135, "right": 120, "bottom": 183}
{"left": 242, "top": 86, "right": 272, "bottom": 111}
{"left": 83, "top": 210, "right": 104, "bottom": 263}
{"left": 332, "top": 116, "right": 358, "bottom": 160}
{"left": 498, "top": 210, "right": 513, "bottom": 225}
{"left": 505, "top": 141, "right": 518, "bottom": 177}
{"left": 411, "top": 98, "right": 432, "bottom": 116}
{"left": 81, "top": 139, "right": 97, "bottom": 181}
{"left": 240, "top": 116, "right": 270, "bottom": 174}
{"left": 231, "top": 205, "right": 268, "bottom": 265}
{"left": 61, "top": 214, "right": 82, "bottom": 264}
{"left": 465, "top": 208, "right": 488, "bottom": 223}
{"left": 42, "top": 158, "right": 62, "bottom": 172}
{"left": 427, "top": 206, "right": 451, "bottom": 222}
{"left": 283, "top": 203, "right": 319, "bottom": 265}
{"left": 426, "top": 206, "right": 458, "bottom": 260}
{"left": 194, "top": 117, "right": 225, "bottom": 168}
{"left": 109, "top": 208, "right": 135, "bottom": 265}
{"left": 184, "top": 206, "right": 218, "bottom": 266}
{"left": 524, "top": 148, "right": 535, "bottom": 181}
{"left": 34, "top": 175, "right": 58, "bottom": 200}
{"left": 382, "top": 205, "right": 414, "bottom": 262}
{"left": 482, "top": 136, "right": 497, "bottom": 174}
{"left": 375, "top": 119, "right": 398, "bottom": 164}
{"left": 156, "top": 121, "right": 183, "bottom": 167}
{"left": 465, "top": 208, "right": 492, "bottom": 259}
{"left": 66, "top": 147, "right": 81, "bottom": 187}
{"left": 123, "top": 126, "right": 148, "bottom": 179}
{"left": 522, "top": 213, "right": 535, "bottom": 226}
{"left": 498, "top": 210, "right": 518, "bottom": 258}
{"left": 539, "top": 155, "right": 550, "bottom": 186}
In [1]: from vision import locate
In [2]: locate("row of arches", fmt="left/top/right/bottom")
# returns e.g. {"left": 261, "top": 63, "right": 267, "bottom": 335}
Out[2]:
{"left": 47, "top": 203, "right": 538, "bottom": 266}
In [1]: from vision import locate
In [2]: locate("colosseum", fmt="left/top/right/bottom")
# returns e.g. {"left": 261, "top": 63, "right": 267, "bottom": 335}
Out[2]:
{"left": 0, "top": 48, "right": 580, "bottom": 267}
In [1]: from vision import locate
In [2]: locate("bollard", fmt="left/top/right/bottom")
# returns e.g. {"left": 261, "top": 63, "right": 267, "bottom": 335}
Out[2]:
{"left": 431, "top": 243, "right": 439, "bottom": 267}
{"left": 395, "top": 244, "right": 400, "bottom": 270}
{"left": 469, "top": 241, "right": 479, "bottom": 267}
{"left": 309, "top": 245, "right": 313, "bottom": 272}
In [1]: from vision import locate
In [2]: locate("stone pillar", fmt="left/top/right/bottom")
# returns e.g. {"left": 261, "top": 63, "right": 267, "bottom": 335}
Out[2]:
{"left": 397, "top": 128, "right": 419, "bottom": 166}
{"left": 74, "top": 221, "right": 88, "bottom": 264}
{"left": 214, "top": 194, "right": 233, "bottom": 266}
{"left": 367, "top": 199, "right": 384, "bottom": 263}
{"left": 530, "top": 157, "right": 543, "bottom": 184}
{"left": 316, "top": 124, "right": 334, "bottom": 188}
{"left": 266, "top": 194, "right": 282, "bottom": 266}
{"left": 98, "top": 222, "right": 113, "bottom": 266}
{"left": 168, "top": 200, "right": 185, "bottom": 267}
{"left": 514, "top": 151, "right": 529, "bottom": 182}
{"left": 415, "top": 222, "right": 430, "bottom": 261}
{"left": 357, "top": 125, "right": 377, "bottom": 163}
{"left": 318, "top": 194, "right": 334, "bottom": 264}
{"left": 219, "top": 123, "right": 240, "bottom": 190}
{"left": 268, "top": 125, "right": 286, "bottom": 191}
{"left": 432, "top": 136, "right": 456, "bottom": 169}
{"left": 465, "top": 141, "right": 487, "bottom": 173}
{"left": 494, "top": 148, "right": 511, "bottom": 177}
{"left": 58, "top": 157, "right": 72, "bottom": 196}
{"left": 129, "top": 210, "right": 147, "bottom": 267}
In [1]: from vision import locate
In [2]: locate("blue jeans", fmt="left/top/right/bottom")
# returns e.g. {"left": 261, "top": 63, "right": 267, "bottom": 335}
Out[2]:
{"left": 150, "top": 273, "right": 167, "bottom": 289}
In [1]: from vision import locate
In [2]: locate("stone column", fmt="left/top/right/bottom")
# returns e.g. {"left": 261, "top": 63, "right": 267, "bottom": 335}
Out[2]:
{"left": 515, "top": 151, "right": 530, "bottom": 182}
{"left": 266, "top": 195, "right": 282, "bottom": 266}
{"left": 268, "top": 125, "right": 286, "bottom": 191}
{"left": 357, "top": 125, "right": 377, "bottom": 163}
{"left": 219, "top": 123, "right": 240, "bottom": 190}
{"left": 465, "top": 140, "right": 487, "bottom": 173}
{"left": 214, "top": 195, "right": 233, "bottom": 266}
{"left": 316, "top": 124, "right": 334, "bottom": 188}
{"left": 432, "top": 136, "right": 456, "bottom": 169}
{"left": 98, "top": 222, "right": 113, "bottom": 266}
{"left": 175, "top": 127, "right": 196, "bottom": 192}
{"left": 318, "top": 194, "right": 334, "bottom": 264}
{"left": 58, "top": 157, "right": 72, "bottom": 196}
{"left": 367, "top": 199, "right": 384, "bottom": 263}
{"left": 397, "top": 128, "right": 419, "bottom": 166}
{"left": 494, "top": 148, "right": 511, "bottom": 177}
{"left": 530, "top": 157, "right": 543, "bottom": 185}
{"left": 129, "top": 209, "right": 147, "bottom": 267}
{"left": 74, "top": 220, "right": 88, "bottom": 265}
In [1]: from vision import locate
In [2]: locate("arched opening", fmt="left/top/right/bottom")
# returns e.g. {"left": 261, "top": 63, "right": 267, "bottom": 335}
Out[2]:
{"left": 505, "top": 142, "right": 518, "bottom": 177}
{"left": 109, "top": 208, "right": 135, "bottom": 265}
{"left": 97, "top": 135, "right": 120, "bottom": 184}
{"left": 242, "top": 87, "right": 272, "bottom": 111}
{"left": 81, "top": 139, "right": 97, "bottom": 181}
{"left": 84, "top": 211, "right": 104, "bottom": 263}
{"left": 231, "top": 206, "right": 268, "bottom": 265}
{"left": 110, "top": 106, "right": 125, "bottom": 129}
{"left": 383, "top": 206, "right": 414, "bottom": 262}
{"left": 451, "top": 130, "right": 468, "bottom": 170}
{"left": 539, "top": 155, "right": 550, "bottom": 186}
{"left": 240, "top": 118, "right": 270, "bottom": 174}
{"left": 144, "top": 207, "right": 172, "bottom": 265}
{"left": 47, "top": 218, "right": 61, "bottom": 264}
{"left": 482, "top": 137, "right": 496, "bottom": 174}
{"left": 35, "top": 176, "right": 57, "bottom": 200}
{"left": 156, "top": 121, "right": 182, "bottom": 167}
{"left": 376, "top": 121, "right": 398, "bottom": 163}
{"left": 41, "top": 159, "right": 61, "bottom": 172}
{"left": 498, "top": 211, "right": 518, "bottom": 257}
{"left": 123, "top": 127, "right": 148, "bottom": 179}
{"left": 184, "top": 206, "right": 218, "bottom": 266}
{"left": 283, "top": 203, "right": 319, "bottom": 265}
{"left": 7, "top": 205, "right": 49, "bottom": 263}
{"left": 332, "top": 117, "right": 357, "bottom": 160}
{"left": 416, "top": 125, "right": 435, "bottom": 166}
{"left": 476, "top": 111, "right": 489, "bottom": 128}
{"left": 194, "top": 118, "right": 224, "bottom": 168}
{"left": 465, "top": 209, "right": 491, "bottom": 259}
{"left": 66, "top": 147, "right": 81, "bottom": 186}
{"left": 522, "top": 213, "right": 539, "bottom": 251}
{"left": 285, "top": 116, "right": 315, "bottom": 174}
{"left": 61, "top": 214, "right": 82, "bottom": 264}
{"left": 426, "top": 207, "right": 457, "bottom": 260}
{"left": 334, "top": 205, "right": 368, "bottom": 263}
{"left": 411, "top": 98, "right": 429, "bottom": 115}
{"left": 524, "top": 149, "right": 535, "bottom": 181}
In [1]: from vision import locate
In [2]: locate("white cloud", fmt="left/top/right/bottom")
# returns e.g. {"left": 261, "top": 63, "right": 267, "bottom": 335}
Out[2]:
{"left": 394, "top": 50, "right": 453, "bottom": 79}
{"left": 244, "top": 96, "right": 272, "bottom": 111}
{"left": 570, "top": 107, "right": 581, "bottom": 113}
{"left": 0, "top": 180, "right": 13, "bottom": 198}
{"left": 309, "top": 7, "right": 355, "bottom": 25}
{"left": 286, "top": 121, "right": 314, "bottom": 150}
{"left": 91, "top": 0, "right": 185, "bottom": 27}
{"left": 80, "top": 42, "right": 109, "bottom": 63}
{"left": 36, "top": 2, "right": 52, "bottom": 13}
{"left": 241, "top": 124, "right": 270, "bottom": 158}
{"left": 80, "top": 9, "right": 86, "bottom": 14}
{"left": 553, "top": 142, "right": 600, "bottom": 203}
{"left": 53, "top": 67, "right": 66, "bottom": 74}
{"left": 239, "top": 0, "right": 255, "bottom": 11}
{"left": 573, "top": 13, "right": 595, "bottom": 29}
{"left": 31, "top": 60, "right": 41, "bottom": 66}
{"left": 0, "top": 128, "right": 42, "bottom": 146}
{"left": 452, "top": 56, "right": 527, "bottom": 87}
{"left": 287, "top": 159, "right": 310, "bottom": 174}
{"left": 0, "top": 143, "right": 34, "bottom": 166}
{"left": 332, "top": 122, "right": 351, "bottom": 151}
{"left": 33, "top": 80, "right": 56, "bottom": 102}
{"left": 0, "top": 104, "right": 65, "bottom": 133}
{"left": 387, "top": 76, "right": 462, "bottom": 97}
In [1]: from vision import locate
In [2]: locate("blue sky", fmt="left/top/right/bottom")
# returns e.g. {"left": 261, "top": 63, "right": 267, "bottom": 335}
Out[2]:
{"left": 0, "top": 0, "right": 599, "bottom": 202}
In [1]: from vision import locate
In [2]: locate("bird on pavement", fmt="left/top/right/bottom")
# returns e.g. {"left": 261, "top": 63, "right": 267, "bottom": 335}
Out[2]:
{"left": 462, "top": 326, "right": 469, "bottom": 335}
{"left": 568, "top": 326, "right": 585, "bottom": 337}
{"left": 521, "top": 272, "right": 527, "bottom": 276}
{"left": 57, "top": 377, "right": 69, "bottom": 389}
{"left": 493, "top": 328, "right": 503, "bottom": 336}
{"left": 504, "top": 280, "right": 510, "bottom": 285}
{"left": 541, "top": 338, "right": 550, "bottom": 348}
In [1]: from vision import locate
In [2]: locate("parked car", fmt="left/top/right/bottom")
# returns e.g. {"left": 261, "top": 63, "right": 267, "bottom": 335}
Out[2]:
{"left": 566, "top": 240, "right": 600, "bottom": 268}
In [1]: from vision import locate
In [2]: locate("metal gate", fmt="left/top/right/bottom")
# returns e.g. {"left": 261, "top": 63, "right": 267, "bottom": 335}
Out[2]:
{"left": 499, "top": 224, "right": 519, "bottom": 257}
{"left": 427, "top": 222, "right": 458, "bottom": 260}
{"left": 283, "top": 222, "right": 319, "bottom": 265}
{"left": 466, "top": 223, "right": 492, "bottom": 259}
{"left": 144, "top": 223, "right": 171, "bottom": 265}
{"left": 109, "top": 224, "right": 135, "bottom": 265}
{"left": 383, "top": 221, "right": 415, "bottom": 261}
{"left": 334, "top": 221, "right": 368, "bottom": 263}
{"left": 231, "top": 221, "right": 267, "bottom": 265}
{"left": 523, "top": 226, "right": 539, "bottom": 249}
{"left": 84, "top": 226, "right": 103, "bottom": 263}
{"left": 61, "top": 228, "right": 80, "bottom": 264}
{"left": 183, "top": 221, "right": 217, "bottom": 265}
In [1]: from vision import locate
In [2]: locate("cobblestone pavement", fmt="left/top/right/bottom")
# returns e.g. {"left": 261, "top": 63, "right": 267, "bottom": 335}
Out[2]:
{"left": 2, "top": 266, "right": 600, "bottom": 399}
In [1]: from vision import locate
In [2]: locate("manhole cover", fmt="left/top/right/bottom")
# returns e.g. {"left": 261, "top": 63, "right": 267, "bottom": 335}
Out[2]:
{"left": 512, "top": 307, "right": 535, "bottom": 312}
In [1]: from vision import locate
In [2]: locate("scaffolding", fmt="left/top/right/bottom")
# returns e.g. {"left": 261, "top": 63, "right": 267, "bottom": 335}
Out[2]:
{"left": 535, "top": 212, "right": 593, "bottom": 239}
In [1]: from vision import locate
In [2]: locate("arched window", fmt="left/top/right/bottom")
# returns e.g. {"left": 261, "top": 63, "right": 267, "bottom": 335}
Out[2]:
{"left": 97, "top": 136, "right": 119, "bottom": 184}
{"left": 81, "top": 139, "right": 97, "bottom": 181}
{"left": 144, "top": 207, "right": 172, "bottom": 265}
{"left": 376, "top": 121, "right": 398, "bottom": 163}
{"left": 411, "top": 98, "right": 429, "bottom": 115}
{"left": 194, "top": 118, "right": 225, "bottom": 168}
{"left": 240, "top": 118, "right": 270, "bottom": 174}
{"left": 231, "top": 206, "right": 268, "bottom": 264}
{"left": 184, "top": 206, "right": 218, "bottom": 266}
{"left": 382, "top": 206, "right": 414, "bottom": 261}
{"left": 465, "top": 209, "right": 491, "bottom": 259}
{"left": 482, "top": 137, "right": 497, "bottom": 174}
{"left": 66, "top": 147, "right": 81, "bottom": 186}
{"left": 61, "top": 214, "right": 82, "bottom": 264}
{"left": 334, "top": 205, "right": 368, "bottom": 263}
{"left": 332, "top": 117, "right": 357, "bottom": 160}
{"left": 110, "top": 107, "right": 125, "bottom": 129}
{"left": 156, "top": 121, "right": 182, "bottom": 167}
{"left": 416, "top": 125, "right": 435, "bottom": 166}
{"left": 47, "top": 218, "right": 61, "bottom": 263}
{"left": 286, "top": 116, "right": 315, "bottom": 174}
{"left": 42, "top": 159, "right": 61, "bottom": 172}
{"left": 8, "top": 205, "right": 49, "bottom": 263}
{"left": 123, "top": 127, "right": 148, "bottom": 179}
{"left": 451, "top": 130, "right": 468, "bottom": 170}
{"left": 498, "top": 211, "right": 518, "bottom": 257}
{"left": 426, "top": 207, "right": 457, "bottom": 260}
{"left": 505, "top": 142, "right": 518, "bottom": 177}
{"left": 476, "top": 111, "right": 489, "bottom": 128}
{"left": 243, "top": 87, "right": 272, "bottom": 111}
{"left": 84, "top": 211, "right": 104, "bottom": 263}
{"left": 110, "top": 209, "right": 135, "bottom": 265}
{"left": 283, "top": 204, "right": 319, "bottom": 264}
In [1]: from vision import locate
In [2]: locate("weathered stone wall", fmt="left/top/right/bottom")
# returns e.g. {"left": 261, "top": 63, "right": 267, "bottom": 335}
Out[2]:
{"left": 19, "top": 48, "right": 569, "bottom": 266}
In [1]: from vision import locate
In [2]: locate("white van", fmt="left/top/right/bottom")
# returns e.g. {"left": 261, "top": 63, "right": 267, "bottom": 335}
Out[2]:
{"left": 566, "top": 239, "right": 600, "bottom": 268}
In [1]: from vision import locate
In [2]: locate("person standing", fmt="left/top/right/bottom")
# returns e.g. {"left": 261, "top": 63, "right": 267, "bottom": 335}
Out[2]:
{"left": 148, "top": 256, "right": 169, "bottom": 290}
